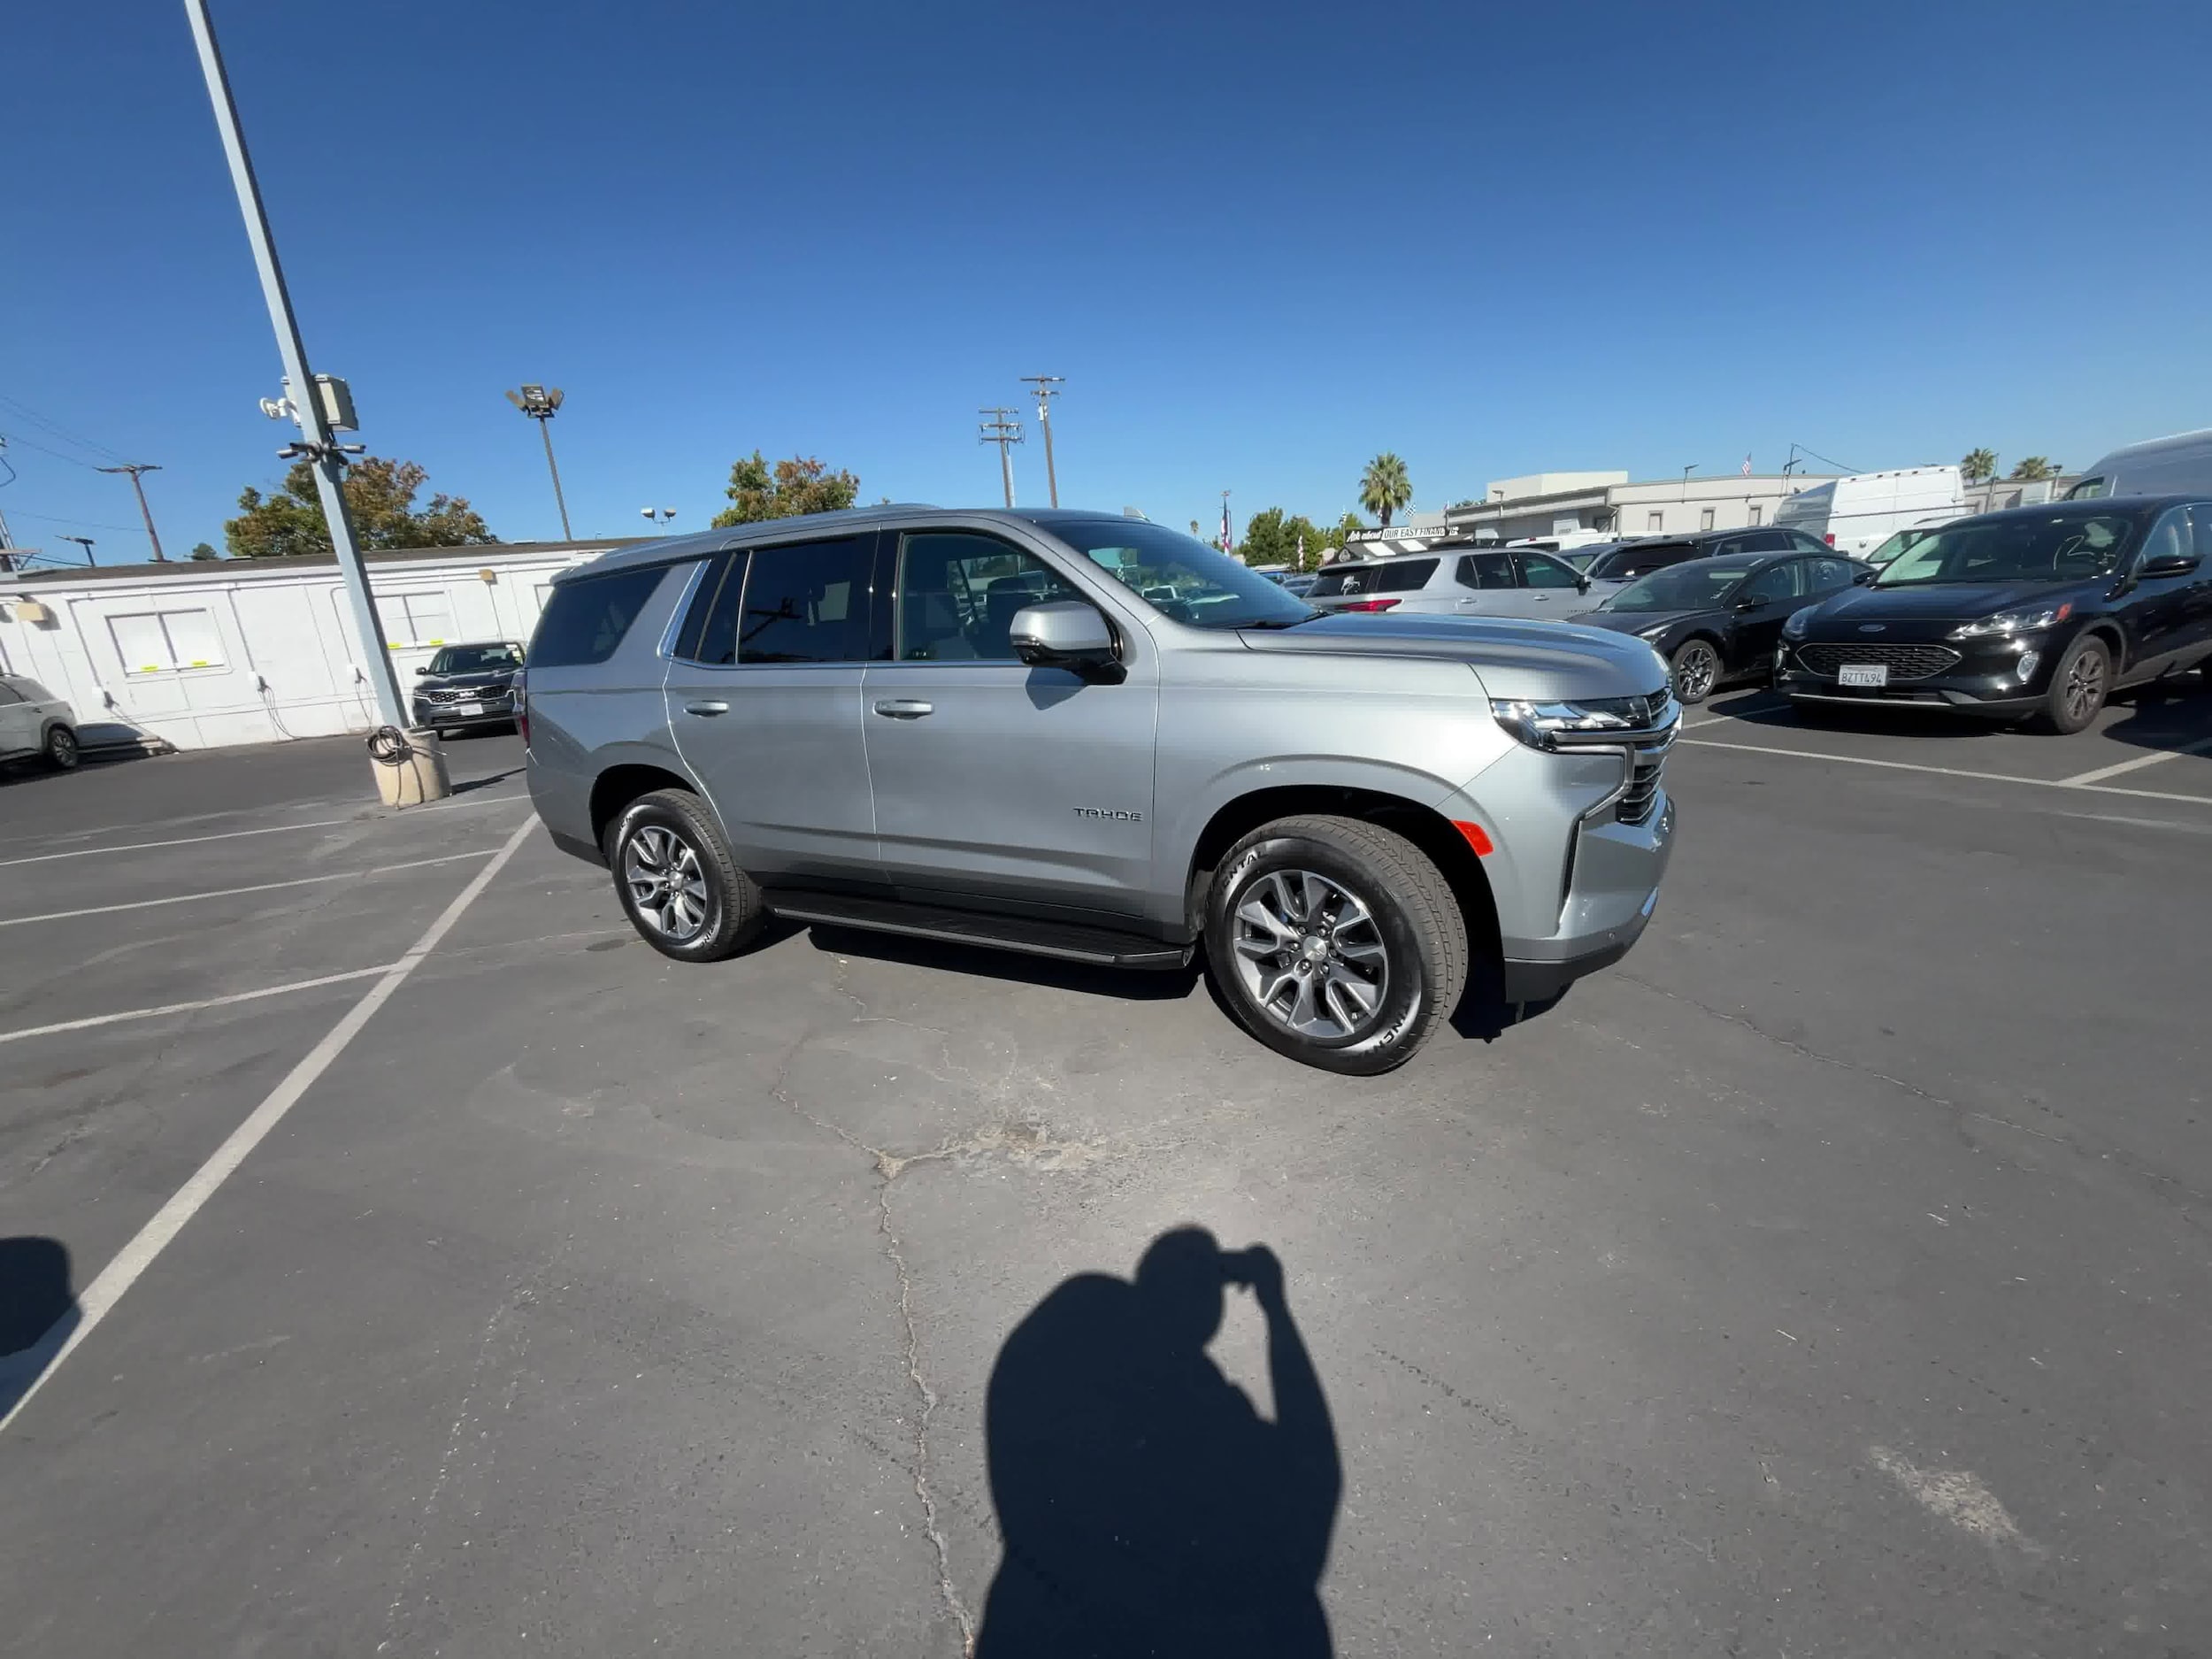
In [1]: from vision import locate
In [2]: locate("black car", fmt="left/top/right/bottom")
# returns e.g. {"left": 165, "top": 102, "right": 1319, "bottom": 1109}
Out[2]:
{"left": 411, "top": 640, "right": 526, "bottom": 736}
{"left": 1581, "top": 549, "right": 1874, "bottom": 704}
{"left": 1776, "top": 497, "right": 2212, "bottom": 733}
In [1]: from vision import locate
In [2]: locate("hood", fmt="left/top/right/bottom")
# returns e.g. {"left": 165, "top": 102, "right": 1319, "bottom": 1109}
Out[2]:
{"left": 1237, "top": 612, "right": 1667, "bottom": 702}
{"left": 1579, "top": 606, "right": 1718, "bottom": 639}
{"left": 1803, "top": 580, "right": 2104, "bottom": 631}
{"left": 417, "top": 668, "right": 518, "bottom": 689}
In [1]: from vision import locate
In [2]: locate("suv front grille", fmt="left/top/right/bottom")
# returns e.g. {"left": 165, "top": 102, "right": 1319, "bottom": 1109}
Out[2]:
{"left": 1795, "top": 643, "right": 1961, "bottom": 680}
{"left": 1617, "top": 747, "right": 1665, "bottom": 826}
{"left": 422, "top": 686, "right": 511, "bottom": 704}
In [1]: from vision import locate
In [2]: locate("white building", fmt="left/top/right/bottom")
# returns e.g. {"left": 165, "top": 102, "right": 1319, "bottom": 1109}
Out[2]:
{"left": 1445, "top": 470, "right": 1840, "bottom": 544}
{"left": 0, "top": 538, "right": 633, "bottom": 752}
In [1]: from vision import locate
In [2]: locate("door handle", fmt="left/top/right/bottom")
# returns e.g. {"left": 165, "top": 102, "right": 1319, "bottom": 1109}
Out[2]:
{"left": 872, "top": 699, "right": 934, "bottom": 718}
{"left": 683, "top": 700, "right": 729, "bottom": 717}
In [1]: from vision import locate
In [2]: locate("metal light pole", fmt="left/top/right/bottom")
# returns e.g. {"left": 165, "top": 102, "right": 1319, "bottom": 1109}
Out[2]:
{"left": 641, "top": 507, "right": 676, "bottom": 533}
{"left": 1680, "top": 464, "right": 1698, "bottom": 501}
{"left": 96, "top": 463, "right": 167, "bottom": 561}
{"left": 979, "top": 408, "right": 1022, "bottom": 508}
{"left": 507, "top": 385, "right": 572, "bottom": 539}
{"left": 183, "top": 0, "right": 406, "bottom": 730}
{"left": 60, "top": 534, "right": 97, "bottom": 566}
{"left": 1019, "top": 375, "right": 1064, "bottom": 507}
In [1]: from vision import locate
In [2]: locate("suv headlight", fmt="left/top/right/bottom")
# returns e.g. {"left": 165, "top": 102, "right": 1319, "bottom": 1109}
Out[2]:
{"left": 1781, "top": 606, "right": 1816, "bottom": 640}
{"left": 1490, "top": 697, "right": 1643, "bottom": 749}
{"left": 1949, "top": 602, "right": 2073, "bottom": 640}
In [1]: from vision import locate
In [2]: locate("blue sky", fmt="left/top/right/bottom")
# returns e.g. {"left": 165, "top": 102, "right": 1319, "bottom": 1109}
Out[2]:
{"left": 4, "top": 0, "right": 2208, "bottom": 564}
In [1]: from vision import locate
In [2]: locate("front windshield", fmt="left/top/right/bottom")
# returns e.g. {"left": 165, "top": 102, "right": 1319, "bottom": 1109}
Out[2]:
{"left": 1601, "top": 561, "right": 1752, "bottom": 612}
{"left": 1876, "top": 512, "right": 2138, "bottom": 586}
{"left": 1048, "top": 519, "right": 1317, "bottom": 629}
{"left": 1866, "top": 526, "right": 1939, "bottom": 567}
{"left": 428, "top": 643, "right": 523, "bottom": 674}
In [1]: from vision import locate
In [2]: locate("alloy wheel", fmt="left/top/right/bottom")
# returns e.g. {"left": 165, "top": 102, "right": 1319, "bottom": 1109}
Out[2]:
{"left": 2062, "top": 649, "right": 2107, "bottom": 724}
{"left": 1675, "top": 643, "right": 1717, "bottom": 702}
{"left": 1230, "top": 868, "right": 1390, "bottom": 1040}
{"left": 622, "top": 824, "right": 710, "bottom": 942}
{"left": 49, "top": 729, "right": 76, "bottom": 765}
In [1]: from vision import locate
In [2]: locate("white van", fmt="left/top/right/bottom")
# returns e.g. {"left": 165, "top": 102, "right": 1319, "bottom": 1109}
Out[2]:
{"left": 2064, "top": 428, "right": 2212, "bottom": 499}
{"left": 1772, "top": 465, "right": 1965, "bottom": 557}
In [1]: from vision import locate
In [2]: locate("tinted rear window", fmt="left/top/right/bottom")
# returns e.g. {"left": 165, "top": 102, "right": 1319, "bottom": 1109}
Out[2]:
{"left": 735, "top": 535, "right": 873, "bottom": 664}
{"left": 1372, "top": 557, "right": 1439, "bottom": 593}
{"left": 528, "top": 565, "right": 669, "bottom": 668}
{"left": 1310, "top": 567, "right": 1377, "bottom": 596}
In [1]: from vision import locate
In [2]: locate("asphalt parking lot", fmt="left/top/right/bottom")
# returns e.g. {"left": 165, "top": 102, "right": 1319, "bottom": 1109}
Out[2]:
{"left": 4, "top": 687, "right": 2210, "bottom": 1656}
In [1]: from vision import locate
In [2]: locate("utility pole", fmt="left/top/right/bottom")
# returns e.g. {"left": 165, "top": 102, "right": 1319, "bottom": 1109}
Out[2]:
{"left": 979, "top": 407, "right": 1022, "bottom": 509}
{"left": 96, "top": 463, "right": 167, "bottom": 561}
{"left": 183, "top": 0, "right": 406, "bottom": 731}
{"left": 60, "top": 534, "right": 97, "bottom": 566}
{"left": 506, "top": 384, "right": 572, "bottom": 538}
{"left": 1220, "top": 488, "right": 1233, "bottom": 554}
{"left": 1019, "top": 375, "right": 1064, "bottom": 507}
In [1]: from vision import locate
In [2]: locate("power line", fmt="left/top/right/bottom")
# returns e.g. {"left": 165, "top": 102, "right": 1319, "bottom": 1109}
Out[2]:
{"left": 0, "top": 428, "right": 106, "bottom": 471}
{"left": 2, "top": 509, "right": 146, "bottom": 532}
{"left": 0, "top": 393, "right": 131, "bottom": 466}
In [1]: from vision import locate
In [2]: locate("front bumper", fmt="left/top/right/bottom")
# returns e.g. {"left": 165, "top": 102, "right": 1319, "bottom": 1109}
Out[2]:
{"left": 413, "top": 694, "right": 518, "bottom": 728}
{"left": 1773, "top": 635, "right": 2055, "bottom": 717}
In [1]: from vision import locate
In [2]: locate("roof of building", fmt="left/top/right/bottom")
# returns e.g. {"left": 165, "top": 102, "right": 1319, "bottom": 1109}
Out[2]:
{"left": 5, "top": 537, "right": 644, "bottom": 586}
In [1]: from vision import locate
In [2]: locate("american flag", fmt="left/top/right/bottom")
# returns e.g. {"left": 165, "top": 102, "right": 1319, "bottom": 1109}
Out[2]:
{"left": 1740, "top": 454, "right": 1753, "bottom": 476}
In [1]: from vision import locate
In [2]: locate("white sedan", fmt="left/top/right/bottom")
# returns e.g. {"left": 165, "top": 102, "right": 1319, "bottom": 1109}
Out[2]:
{"left": 0, "top": 673, "right": 80, "bottom": 770}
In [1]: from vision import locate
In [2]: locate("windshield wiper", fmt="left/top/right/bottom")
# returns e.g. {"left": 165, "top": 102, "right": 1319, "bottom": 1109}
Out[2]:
{"left": 1241, "top": 611, "right": 1327, "bottom": 629}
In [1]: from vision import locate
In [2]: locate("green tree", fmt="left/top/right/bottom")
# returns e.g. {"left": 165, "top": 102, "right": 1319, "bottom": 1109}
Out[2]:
{"left": 710, "top": 451, "right": 860, "bottom": 526}
{"left": 225, "top": 457, "right": 495, "bottom": 558}
{"left": 188, "top": 541, "right": 219, "bottom": 562}
{"left": 1959, "top": 448, "right": 1998, "bottom": 485}
{"left": 1358, "top": 453, "right": 1412, "bottom": 527}
{"left": 2008, "top": 456, "right": 2059, "bottom": 481}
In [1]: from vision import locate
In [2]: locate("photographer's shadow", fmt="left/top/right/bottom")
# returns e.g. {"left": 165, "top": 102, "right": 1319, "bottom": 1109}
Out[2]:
{"left": 976, "top": 1228, "right": 1340, "bottom": 1658}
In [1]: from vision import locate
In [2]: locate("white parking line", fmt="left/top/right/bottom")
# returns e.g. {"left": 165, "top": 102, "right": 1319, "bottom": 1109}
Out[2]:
{"left": 0, "top": 815, "right": 536, "bottom": 1437}
{"left": 0, "top": 964, "right": 397, "bottom": 1045}
{"left": 2057, "top": 734, "right": 2212, "bottom": 787}
{"left": 0, "top": 849, "right": 495, "bottom": 929}
{"left": 1680, "top": 734, "right": 2212, "bottom": 807}
{"left": 0, "top": 787, "right": 529, "bottom": 869}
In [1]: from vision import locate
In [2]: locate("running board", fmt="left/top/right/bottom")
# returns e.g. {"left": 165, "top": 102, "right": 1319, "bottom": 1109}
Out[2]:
{"left": 763, "top": 890, "right": 1194, "bottom": 970}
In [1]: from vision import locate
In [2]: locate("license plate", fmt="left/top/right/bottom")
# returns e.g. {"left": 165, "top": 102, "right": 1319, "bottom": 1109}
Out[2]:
{"left": 1838, "top": 664, "right": 1888, "bottom": 688}
{"left": 451, "top": 700, "right": 482, "bottom": 715}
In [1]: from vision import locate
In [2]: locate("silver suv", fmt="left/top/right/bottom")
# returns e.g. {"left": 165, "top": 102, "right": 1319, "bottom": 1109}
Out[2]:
{"left": 522, "top": 509, "right": 1678, "bottom": 1073}
{"left": 1308, "top": 545, "right": 1605, "bottom": 622}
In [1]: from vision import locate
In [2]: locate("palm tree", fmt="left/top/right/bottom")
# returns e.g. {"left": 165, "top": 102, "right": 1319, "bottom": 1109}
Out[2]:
{"left": 1959, "top": 448, "right": 1998, "bottom": 485}
{"left": 1359, "top": 453, "right": 1412, "bottom": 527}
{"left": 2008, "top": 456, "right": 2059, "bottom": 481}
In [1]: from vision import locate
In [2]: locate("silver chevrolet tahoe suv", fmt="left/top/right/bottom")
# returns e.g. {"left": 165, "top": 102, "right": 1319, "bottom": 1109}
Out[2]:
{"left": 522, "top": 507, "right": 1678, "bottom": 1074}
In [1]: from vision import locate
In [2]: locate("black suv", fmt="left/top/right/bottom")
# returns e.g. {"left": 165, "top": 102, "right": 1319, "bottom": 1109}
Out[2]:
{"left": 1776, "top": 498, "right": 2212, "bottom": 733}
{"left": 411, "top": 641, "right": 526, "bottom": 736}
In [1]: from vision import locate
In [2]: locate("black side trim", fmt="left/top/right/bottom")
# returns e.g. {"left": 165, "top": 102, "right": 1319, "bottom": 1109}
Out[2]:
{"left": 1502, "top": 939, "right": 1628, "bottom": 1005}
{"left": 548, "top": 827, "right": 608, "bottom": 867}
{"left": 762, "top": 888, "right": 1193, "bottom": 970}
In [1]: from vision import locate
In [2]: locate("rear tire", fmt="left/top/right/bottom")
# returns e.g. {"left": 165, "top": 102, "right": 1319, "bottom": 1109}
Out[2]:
{"left": 43, "top": 724, "right": 79, "bottom": 772}
{"left": 605, "top": 787, "right": 762, "bottom": 962}
{"left": 1670, "top": 639, "right": 1721, "bottom": 706}
{"left": 2040, "top": 634, "right": 2110, "bottom": 734}
{"left": 1204, "top": 814, "right": 1467, "bottom": 1076}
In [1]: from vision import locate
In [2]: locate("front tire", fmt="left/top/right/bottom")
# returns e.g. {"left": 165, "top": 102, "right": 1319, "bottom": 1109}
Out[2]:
{"left": 2041, "top": 634, "right": 2110, "bottom": 734}
{"left": 605, "top": 788, "right": 762, "bottom": 962}
{"left": 43, "top": 724, "right": 79, "bottom": 771}
{"left": 1204, "top": 814, "right": 1467, "bottom": 1076}
{"left": 1670, "top": 639, "right": 1721, "bottom": 706}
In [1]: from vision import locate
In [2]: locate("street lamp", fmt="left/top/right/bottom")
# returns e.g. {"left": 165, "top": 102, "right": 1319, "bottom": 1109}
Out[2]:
{"left": 641, "top": 507, "right": 677, "bottom": 533}
{"left": 60, "top": 534, "right": 96, "bottom": 566}
{"left": 1680, "top": 464, "right": 1699, "bottom": 500}
{"left": 505, "top": 384, "right": 572, "bottom": 539}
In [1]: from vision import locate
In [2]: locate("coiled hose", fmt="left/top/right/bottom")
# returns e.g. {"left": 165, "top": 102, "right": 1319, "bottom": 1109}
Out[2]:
{"left": 366, "top": 725, "right": 415, "bottom": 767}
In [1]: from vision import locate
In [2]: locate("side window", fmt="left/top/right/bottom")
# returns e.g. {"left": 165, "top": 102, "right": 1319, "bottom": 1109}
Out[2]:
{"left": 1699, "top": 507, "right": 1716, "bottom": 531}
{"left": 1456, "top": 553, "right": 1514, "bottom": 589}
{"left": 1740, "top": 561, "right": 1808, "bottom": 605}
{"left": 1373, "top": 557, "right": 1440, "bottom": 593}
{"left": 528, "top": 565, "right": 669, "bottom": 668}
{"left": 0, "top": 683, "right": 21, "bottom": 706}
{"left": 1786, "top": 529, "right": 1829, "bottom": 554}
{"left": 1515, "top": 553, "right": 1582, "bottom": 589}
{"left": 677, "top": 553, "right": 752, "bottom": 664}
{"left": 2194, "top": 505, "right": 2212, "bottom": 559}
{"left": 735, "top": 535, "right": 873, "bottom": 664}
{"left": 1812, "top": 557, "right": 1856, "bottom": 589}
{"left": 896, "top": 532, "right": 1078, "bottom": 662}
{"left": 2138, "top": 508, "right": 2191, "bottom": 569}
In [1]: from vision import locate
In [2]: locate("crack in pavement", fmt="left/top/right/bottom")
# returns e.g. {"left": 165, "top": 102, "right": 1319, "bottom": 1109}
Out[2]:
{"left": 768, "top": 973, "right": 979, "bottom": 1656}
